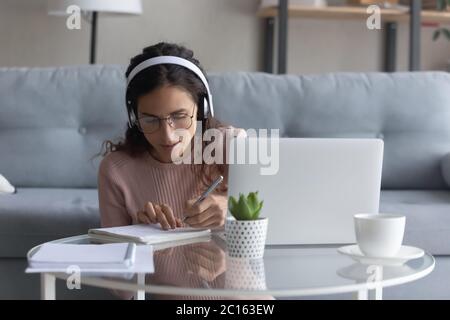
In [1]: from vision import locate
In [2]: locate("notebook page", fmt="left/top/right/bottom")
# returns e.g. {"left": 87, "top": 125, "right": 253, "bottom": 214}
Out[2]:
{"left": 89, "top": 224, "right": 210, "bottom": 242}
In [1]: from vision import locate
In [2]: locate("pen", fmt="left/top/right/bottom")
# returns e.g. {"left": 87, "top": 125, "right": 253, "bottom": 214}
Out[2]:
{"left": 183, "top": 175, "right": 224, "bottom": 223}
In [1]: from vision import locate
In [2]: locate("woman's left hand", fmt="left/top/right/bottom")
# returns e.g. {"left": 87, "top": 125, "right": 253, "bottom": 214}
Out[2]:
{"left": 183, "top": 193, "right": 227, "bottom": 228}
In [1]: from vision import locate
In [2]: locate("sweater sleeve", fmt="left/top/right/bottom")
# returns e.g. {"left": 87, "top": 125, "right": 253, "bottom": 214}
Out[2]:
{"left": 97, "top": 159, "right": 132, "bottom": 228}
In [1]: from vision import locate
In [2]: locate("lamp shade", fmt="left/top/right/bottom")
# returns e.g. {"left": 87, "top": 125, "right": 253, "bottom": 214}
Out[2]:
{"left": 47, "top": 0, "right": 142, "bottom": 15}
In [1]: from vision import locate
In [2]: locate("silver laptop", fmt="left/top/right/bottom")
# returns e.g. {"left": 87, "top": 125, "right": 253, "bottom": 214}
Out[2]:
{"left": 227, "top": 138, "right": 384, "bottom": 245}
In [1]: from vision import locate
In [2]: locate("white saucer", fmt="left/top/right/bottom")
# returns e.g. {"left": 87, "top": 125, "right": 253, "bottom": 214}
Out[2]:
{"left": 338, "top": 245, "right": 424, "bottom": 266}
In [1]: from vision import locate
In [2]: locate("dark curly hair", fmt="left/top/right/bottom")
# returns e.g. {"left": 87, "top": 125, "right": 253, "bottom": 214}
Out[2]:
{"left": 101, "top": 42, "right": 227, "bottom": 191}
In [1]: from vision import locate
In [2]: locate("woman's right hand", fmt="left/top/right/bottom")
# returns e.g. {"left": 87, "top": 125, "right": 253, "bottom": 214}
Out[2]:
{"left": 137, "top": 202, "right": 183, "bottom": 230}
{"left": 182, "top": 242, "right": 226, "bottom": 283}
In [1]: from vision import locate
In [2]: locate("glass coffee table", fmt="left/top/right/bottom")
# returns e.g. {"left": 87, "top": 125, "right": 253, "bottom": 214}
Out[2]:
{"left": 27, "top": 233, "right": 435, "bottom": 300}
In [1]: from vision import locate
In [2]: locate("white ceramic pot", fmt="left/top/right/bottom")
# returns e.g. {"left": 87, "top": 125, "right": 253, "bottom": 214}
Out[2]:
{"left": 225, "top": 217, "right": 268, "bottom": 259}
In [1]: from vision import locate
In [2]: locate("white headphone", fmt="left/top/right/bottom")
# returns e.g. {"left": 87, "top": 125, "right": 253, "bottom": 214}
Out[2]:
{"left": 126, "top": 56, "right": 214, "bottom": 129}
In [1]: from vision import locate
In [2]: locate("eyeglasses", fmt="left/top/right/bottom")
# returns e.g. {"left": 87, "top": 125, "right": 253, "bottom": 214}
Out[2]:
{"left": 136, "top": 107, "right": 195, "bottom": 134}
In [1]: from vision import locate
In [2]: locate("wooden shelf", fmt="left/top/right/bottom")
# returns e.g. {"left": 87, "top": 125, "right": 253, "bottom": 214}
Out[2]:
{"left": 257, "top": 5, "right": 450, "bottom": 24}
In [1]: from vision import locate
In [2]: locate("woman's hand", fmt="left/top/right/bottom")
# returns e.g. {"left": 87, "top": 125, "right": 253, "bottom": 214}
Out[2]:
{"left": 137, "top": 202, "right": 183, "bottom": 230}
{"left": 183, "top": 242, "right": 226, "bottom": 282}
{"left": 183, "top": 193, "right": 227, "bottom": 228}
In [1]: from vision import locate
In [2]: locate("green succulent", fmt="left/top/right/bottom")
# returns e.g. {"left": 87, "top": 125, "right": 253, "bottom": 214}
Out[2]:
{"left": 228, "top": 191, "right": 264, "bottom": 221}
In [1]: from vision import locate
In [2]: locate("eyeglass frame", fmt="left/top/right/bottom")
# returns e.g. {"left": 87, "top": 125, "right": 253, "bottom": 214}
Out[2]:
{"left": 134, "top": 105, "right": 197, "bottom": 134}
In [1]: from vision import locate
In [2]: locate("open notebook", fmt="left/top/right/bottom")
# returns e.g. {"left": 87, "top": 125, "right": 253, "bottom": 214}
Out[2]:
{"left": 88, "top": 224, "right": 211, "bottom": 245}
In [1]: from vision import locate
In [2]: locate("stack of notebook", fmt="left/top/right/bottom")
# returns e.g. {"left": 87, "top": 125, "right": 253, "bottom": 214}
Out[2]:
{"left": 26, "top": 224, "right": 210, "bottom": 274}
{"left": 28, "top": 243, "right": 136, "bottom": 271}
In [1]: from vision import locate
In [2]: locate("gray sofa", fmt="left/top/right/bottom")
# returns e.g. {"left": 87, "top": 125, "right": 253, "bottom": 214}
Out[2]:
{"left": 1, "top": 65, "right": 450, "bottom": 299}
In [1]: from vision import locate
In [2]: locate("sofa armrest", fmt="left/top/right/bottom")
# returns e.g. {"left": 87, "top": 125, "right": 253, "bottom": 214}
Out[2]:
{"left": 441, "top": 153, "right": 450, "bottom": 188}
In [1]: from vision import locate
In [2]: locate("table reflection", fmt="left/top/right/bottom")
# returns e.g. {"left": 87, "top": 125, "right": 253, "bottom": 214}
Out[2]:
{"left": 337, "top": 261, "right": 418, "bottom": 300}
{"left": 109, "top": 236, "right": 273, "bottom": 299}
{"left": 148, "top": 238, "right": 227, "bottom": 295}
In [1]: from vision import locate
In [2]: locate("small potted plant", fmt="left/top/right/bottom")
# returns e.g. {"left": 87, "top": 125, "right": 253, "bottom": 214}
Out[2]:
{"left": 225, "top": 192, "right": 268, "bottom": 259}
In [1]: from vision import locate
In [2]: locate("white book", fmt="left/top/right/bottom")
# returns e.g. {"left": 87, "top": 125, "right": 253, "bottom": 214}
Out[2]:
{"left": 26, "top": 245, "right": 154, "bottom": 275}
{"left": 88, "top": 224, "right": 211, "bottom": 245}
{"left": 28, "top": 243, "right": 136, "bottom": 269}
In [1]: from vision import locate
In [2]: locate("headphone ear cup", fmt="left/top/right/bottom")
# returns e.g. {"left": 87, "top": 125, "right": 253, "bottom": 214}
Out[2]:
{"left": 127, "top": 101, "right": 137, "bottom": 129}
{"left": 203, "top": 97, "right": 209, "bottom": 119}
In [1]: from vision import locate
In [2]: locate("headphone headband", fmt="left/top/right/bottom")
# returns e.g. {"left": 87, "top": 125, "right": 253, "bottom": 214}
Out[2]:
{"left": 126, "top": 56, "right": 214, "bottom": 118}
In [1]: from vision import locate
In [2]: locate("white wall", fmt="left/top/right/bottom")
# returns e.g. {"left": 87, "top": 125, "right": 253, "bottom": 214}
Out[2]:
{"left": 0, "top": 0, "right": 449, "bottom": 73}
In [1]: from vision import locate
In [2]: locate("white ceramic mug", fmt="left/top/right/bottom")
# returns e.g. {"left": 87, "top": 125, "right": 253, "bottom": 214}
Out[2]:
{"left": 354, "top": 213, "right": 406, "bottom": 257}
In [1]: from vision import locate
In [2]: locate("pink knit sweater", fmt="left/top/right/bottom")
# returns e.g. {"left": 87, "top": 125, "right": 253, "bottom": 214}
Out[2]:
{"left": 97, "top": 127, "right": 243, "bottom": 228}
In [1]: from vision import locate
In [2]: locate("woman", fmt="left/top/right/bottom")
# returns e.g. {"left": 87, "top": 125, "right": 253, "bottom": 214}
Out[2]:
{"left": 98, "top": 42, "right": 242, "bottom": 231}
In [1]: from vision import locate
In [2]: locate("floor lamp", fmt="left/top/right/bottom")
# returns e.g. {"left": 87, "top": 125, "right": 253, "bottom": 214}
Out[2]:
{"left": 47, "top": 0, "right": 142, "bottom": 64}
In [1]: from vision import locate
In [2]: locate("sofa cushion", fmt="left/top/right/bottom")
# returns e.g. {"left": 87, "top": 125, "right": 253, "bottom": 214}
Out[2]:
{"left": 0, "top": 66, "right": 128, "bottom": 188}
{"left": 380, "top": 190, "right": 450, "bottom": 255}
{"left": 210, "top": 71, "right": 450, "bottom": 189}
{"left": 0, "top": 188, "right": 100, "bottom": 257}
{"left": 441, "top": 153, "right": 450, "bottom": 188}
